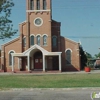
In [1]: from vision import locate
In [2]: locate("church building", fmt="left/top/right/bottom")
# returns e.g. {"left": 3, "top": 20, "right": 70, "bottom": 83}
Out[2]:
{"left": 1, "top": 0, "right": 81, "bottom": 72}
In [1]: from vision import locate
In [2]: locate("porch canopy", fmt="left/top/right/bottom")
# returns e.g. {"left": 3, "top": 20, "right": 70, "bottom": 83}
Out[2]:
{"left": 11, "top": 44, "right": 62, "bottom": 72}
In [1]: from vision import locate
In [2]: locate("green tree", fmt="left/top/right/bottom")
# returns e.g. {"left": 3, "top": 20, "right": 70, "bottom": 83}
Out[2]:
{"left": 85, "top": 52, "right": 92, "bottom": 60}
{"left": 94, "top": 52, "right": 100, "bottom": 58}
{"left": 85, "top": 52, "right": 93, "bottom": 66}
{"left": 80, "top": 46, "right": 87, "bottom": 70}
{"left": 80, "top": 46, "right": 93, "bottom": 69}
{"left": 0, "top": 0, "right": 17, "bottom": 39}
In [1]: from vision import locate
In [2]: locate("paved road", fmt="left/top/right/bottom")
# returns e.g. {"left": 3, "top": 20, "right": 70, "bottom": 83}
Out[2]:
{"left": 0, "top": 88, "right": 100, "bottom": 100}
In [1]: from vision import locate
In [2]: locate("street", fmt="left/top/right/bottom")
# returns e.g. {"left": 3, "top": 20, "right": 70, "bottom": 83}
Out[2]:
{"left": 0, "top": 88, "right": 100, "bottom": 100}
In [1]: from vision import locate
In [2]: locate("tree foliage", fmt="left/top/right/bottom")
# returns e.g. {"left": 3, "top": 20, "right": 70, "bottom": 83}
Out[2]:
{"left": 85, "top": 52, "right": 93, "bottom": 66}
{"left": 0, "top": 0, "right": 17, "bottom": 39}
{"left": 94, "top": 52, "right": 100, "bottom": 58}
{"left": 80, "top": 46, "right": 87, "bottom": 70}
{"left": 85, "top": 52, "right": 93, "bottom": 60}
{"left": 79, "top": 46, "right": 93, "bottom": 69}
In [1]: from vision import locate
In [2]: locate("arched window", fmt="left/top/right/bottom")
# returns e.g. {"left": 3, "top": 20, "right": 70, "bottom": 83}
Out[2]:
{"left": 30, "top": 35, "right": 34, "bottom": 46}
{"left": 23, "top": 37, "right": 26, "bottom": 47}
{"left": 43, "top": 35, "right": 47, "bottom": 46}
{"left": 9, "top": 51, "right": 14, "bottom": 66}
{"left": 37, "top": 35, "right": 40, "bottom": 45}
{"left": 66, "top": 50, "right": 71, "bottom": 64}
{"left": 52, "top": 36, "right": 57, "bottom": 47}
{"left": 43, "top": 0, "right": 46, "bottom": 10}
{"left": 30, "top": 0, "right": 34, "bottom": 10}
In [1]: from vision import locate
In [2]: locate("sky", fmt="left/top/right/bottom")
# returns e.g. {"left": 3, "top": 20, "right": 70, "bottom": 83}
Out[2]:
{"left": 0, "top": 0, "right": 100, "bottom": 56}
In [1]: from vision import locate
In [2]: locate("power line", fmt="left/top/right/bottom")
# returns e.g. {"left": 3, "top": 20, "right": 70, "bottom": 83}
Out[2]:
{"left": 64, "top": 36, "right": 100, "bottom": 38}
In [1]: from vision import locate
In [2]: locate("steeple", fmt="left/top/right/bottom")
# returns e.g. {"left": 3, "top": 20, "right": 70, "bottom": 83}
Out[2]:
{"left": 25, "top": 0, "right": 52, "bottom": 51}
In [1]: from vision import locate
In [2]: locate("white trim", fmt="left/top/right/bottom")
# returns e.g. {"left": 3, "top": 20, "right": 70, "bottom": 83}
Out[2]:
{"left": 42, "top": 34, "right": 48, "bottom": 37}
{"left": 36, "top": 34, "right": 41, "bottom": 37}
{"left": 19, "top": 20, "right": 27, "bottom": 25}
{"left": 65, "top": 37, "right": 78, "bottom": 44}
{"left": 65, "top": 49, "right": 72, "bottom": 53}
{"left": 18, "top": 58, "right": 20, "bottom": 69}
{"left": 11, "top": 53, "right": 26, "bottom": 57}
{"left": 1, "top": 37, "right": 19, "bottom": 46}
{"left": 43, "top": 55, "right": 45, "bottom": 71}
{"left": 26, "top": 9, "right": 50, "bottom": 12}
{"left": 23, "top": 44, "right": 49, "bottom": 56}
{"left": 59, "top": 54, "right": 61, "bottom": 71}
{"left": 45, "top": 52, "right": 62, "bottom": 56}
{"left": 27, "top": 56, "right": 30, "bottom": 71}
{"left": 8, "top": 50, "right": 15, "bottom": 54}
{"left": 12, "top": 56, "right": 14, "bottom": 71}
{"left": 23, "top": 36, "right": 26, "bottom": 38}
{"left": 34, "top": 17, "right": 43, "bottom": 27}
{"left": 30, "top": 34, "right": 35, "bottom": 37}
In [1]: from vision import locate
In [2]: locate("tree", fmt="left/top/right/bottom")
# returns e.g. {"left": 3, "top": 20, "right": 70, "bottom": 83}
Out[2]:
{"left": 80, "top": 46, "right": 87, "bottom": 70}
{"left": 85, "top": 52, "right": 93, "bottom": 67}
{"left": 0, "top": 0, "right": 17, "bottom": 39}
{"left": 85, "top": 52, "right": 93, "bottom": 60}
{"left": 79, "top": 45, "right": 93, "bottom": 70}
{"left": 94, "top": 52, "right": 100, "bottom": 58}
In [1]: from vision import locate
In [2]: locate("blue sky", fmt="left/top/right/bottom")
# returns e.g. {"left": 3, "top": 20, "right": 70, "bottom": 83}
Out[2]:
{"left": 1, "top": 0, "right": 100, "bottom": 56}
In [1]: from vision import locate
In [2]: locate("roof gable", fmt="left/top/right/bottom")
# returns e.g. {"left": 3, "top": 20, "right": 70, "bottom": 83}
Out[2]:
{"left": 23, "top": 44, "right": 49, "bottom": 55}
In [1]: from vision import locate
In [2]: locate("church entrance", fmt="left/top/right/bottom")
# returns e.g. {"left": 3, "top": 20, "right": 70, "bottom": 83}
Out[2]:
{"left": 34, "top": 51, "right": 43, "bottom": 69}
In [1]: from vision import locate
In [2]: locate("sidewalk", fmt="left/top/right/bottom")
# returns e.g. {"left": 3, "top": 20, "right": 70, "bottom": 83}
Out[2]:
{"left": 0, "top": 69, "right": 100, "bottom": 75}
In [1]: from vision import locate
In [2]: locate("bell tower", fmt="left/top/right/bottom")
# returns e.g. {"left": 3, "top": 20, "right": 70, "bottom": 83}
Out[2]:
{"left": 26, "top": 0, "right": 52, "bottom": 11}
{"left": 25, "top": 0, "right": 52, "bottom": 51}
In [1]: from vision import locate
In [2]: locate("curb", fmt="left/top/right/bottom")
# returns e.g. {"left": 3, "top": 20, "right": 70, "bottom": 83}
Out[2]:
{"left": 0, "top": 87, "right": 100, "bottom": 91}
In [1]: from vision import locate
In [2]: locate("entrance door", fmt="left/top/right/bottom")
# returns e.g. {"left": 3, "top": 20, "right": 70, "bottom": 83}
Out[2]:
{"left": 34, "top": 51, "right": 43, "bottom": 69}
{"left": 52, "top": 56, "right": 59, "bottom": 70}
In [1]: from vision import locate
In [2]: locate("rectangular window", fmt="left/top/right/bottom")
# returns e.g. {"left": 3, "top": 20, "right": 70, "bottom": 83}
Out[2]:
{"left": 43, "top": 0, "right": 46, "bottom": 10}
{"left": 23, "top": 37, "right": 26, "bottom": 47}
{"left": 37, "top": 0, "right": 40, "bottom": 10}
{"left": 30, "top": 0, "right": 34, "bottom": 10}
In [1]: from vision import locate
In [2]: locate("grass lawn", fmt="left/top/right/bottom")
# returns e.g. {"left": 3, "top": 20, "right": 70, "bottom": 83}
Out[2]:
{"left": 0, "top": 73, "right": 100, "bottom": 88}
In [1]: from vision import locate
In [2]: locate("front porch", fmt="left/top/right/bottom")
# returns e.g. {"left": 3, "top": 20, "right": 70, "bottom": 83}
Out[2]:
{"left": 11, "top": 44, "right": 62, "bottom": 72}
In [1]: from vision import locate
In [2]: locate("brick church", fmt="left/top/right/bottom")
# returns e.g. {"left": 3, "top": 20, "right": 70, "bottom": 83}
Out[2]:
{"left": 1, "top": 0, "right": 81, "bottom": 72}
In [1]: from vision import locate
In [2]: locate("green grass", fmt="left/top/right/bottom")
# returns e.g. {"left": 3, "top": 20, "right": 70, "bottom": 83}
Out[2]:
{"left": 0, "top": 74, "right": 100, "bottom": 88}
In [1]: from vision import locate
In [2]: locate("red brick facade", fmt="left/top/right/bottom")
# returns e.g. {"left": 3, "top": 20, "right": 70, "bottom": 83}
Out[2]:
{"left": 1, "top": 0, "right": 81, "bottom": 72}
